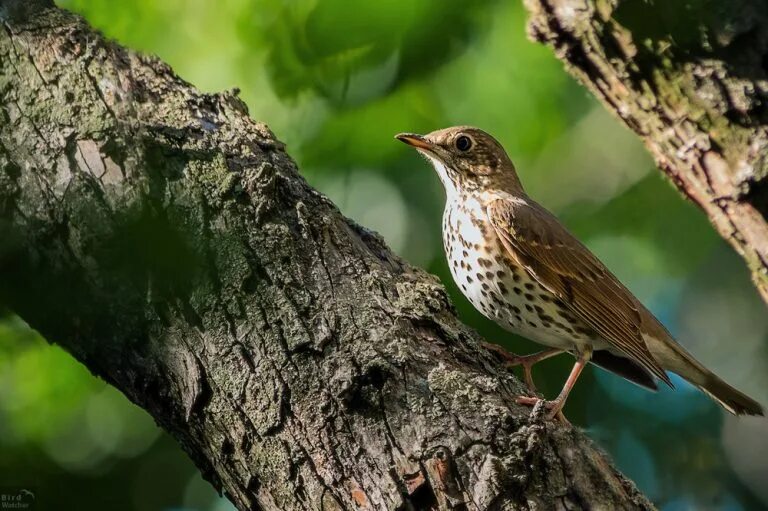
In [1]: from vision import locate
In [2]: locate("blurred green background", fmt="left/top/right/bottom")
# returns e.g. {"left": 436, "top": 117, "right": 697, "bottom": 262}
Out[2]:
{"left": 2, "top": 0, "right": 767, "bottom": 509}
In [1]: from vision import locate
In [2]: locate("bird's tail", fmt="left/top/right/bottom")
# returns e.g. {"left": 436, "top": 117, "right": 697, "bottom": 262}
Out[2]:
{"left": 663, "top": 340, "right": 764, "bottom": 416}
{"left": 695, "top": 373, "right": 763, "bottom": 416}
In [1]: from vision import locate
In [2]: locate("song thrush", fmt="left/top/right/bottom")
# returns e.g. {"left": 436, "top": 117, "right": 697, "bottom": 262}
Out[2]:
{"left": 397, "top": 126, "right": 763, "bottom": 420}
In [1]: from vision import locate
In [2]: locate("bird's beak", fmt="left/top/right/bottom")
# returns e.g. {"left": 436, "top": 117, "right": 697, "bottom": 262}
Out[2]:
{"left": 395, "top": 133, "right": 434, "bottom": 152}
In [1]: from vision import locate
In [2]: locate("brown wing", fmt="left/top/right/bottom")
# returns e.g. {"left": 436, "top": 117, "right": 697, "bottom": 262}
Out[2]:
{"left": 486, "top": 197, "right": 672, "bottom": 387}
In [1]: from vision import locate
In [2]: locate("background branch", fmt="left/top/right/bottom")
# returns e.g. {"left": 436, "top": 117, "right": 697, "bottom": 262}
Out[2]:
{"left": 524, "top": 0, "right": 768, "bottom": 304}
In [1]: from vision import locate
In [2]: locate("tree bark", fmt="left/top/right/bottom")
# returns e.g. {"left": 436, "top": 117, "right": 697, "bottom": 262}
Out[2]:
{"left": 524, "top": 0, "right": 768, "bottom": 305}
{"left": 0, "top": 3, "right": 654, "bottom": 510}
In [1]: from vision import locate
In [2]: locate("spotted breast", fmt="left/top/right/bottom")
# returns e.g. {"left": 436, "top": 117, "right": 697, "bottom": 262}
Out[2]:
{"left": 442, "top": 192, "right": 598, "bottom": 353}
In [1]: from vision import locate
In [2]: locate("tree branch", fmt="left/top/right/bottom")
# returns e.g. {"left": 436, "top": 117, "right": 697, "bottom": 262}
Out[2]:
{"left": 524, "top": 0, "right": 768, "bottom": 305}
{"left": 0, "top": 5, "right": 653, "bottom": 510}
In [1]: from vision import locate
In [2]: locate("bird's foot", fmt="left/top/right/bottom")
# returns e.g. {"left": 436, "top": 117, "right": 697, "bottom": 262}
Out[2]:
{"left": 515, "top": 396, "right": 570, "bottom": 424}
{"left": 482, "top": 342, "right": 564, "bottom": 392}
{"left": 511, "top": 360, "right": 538, "bottom": 392}
{"left": 482, "top": 342, "right": 537, "bottom": 390}
{"left": 482, "top": 341, "right": 521, "bottom": 363}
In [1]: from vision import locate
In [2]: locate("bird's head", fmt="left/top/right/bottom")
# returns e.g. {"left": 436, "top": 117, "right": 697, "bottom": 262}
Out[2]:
{"left": 396, "top": 126, "right": 523, "bottom": 196}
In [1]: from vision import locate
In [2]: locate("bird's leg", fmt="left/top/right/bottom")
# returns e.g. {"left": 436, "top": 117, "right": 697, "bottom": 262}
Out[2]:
{"left": 516, "top": 347, "right": 592, "bottom": 422}
{"left": 482, "top": 342, "right": 564, "bottom": 390}
{"left": 509, "top": 349, "right": 565, "bottom": 391}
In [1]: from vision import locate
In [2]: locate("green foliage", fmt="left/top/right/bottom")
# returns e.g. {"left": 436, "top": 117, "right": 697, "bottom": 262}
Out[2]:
{"left": 243, "top": 0, "right": 495, "bottom": 105}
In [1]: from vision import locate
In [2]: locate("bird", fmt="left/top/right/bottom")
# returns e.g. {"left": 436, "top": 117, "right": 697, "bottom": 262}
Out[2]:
{"left": 396, "top": 126, "right": 764, "bottom": 420}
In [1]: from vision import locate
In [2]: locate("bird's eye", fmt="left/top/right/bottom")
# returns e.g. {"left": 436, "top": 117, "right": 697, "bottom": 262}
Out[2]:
{"left": 455, "top": 135, "right": 472, "bottom": 152}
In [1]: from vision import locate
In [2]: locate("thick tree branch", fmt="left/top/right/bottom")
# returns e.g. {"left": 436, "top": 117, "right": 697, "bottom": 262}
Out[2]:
{"left": 525, "top": 0, "right": 768, "bottom": 304}
{"left": 0, "top": 5, "right": 653, "bottom": 510}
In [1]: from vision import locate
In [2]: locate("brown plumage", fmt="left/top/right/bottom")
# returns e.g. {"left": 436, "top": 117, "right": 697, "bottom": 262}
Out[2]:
{"left": 397, "top": 126, "right": 763, "bottom": 419}
{"left": 486, "top": 198, "right": 672, "bottom": 387}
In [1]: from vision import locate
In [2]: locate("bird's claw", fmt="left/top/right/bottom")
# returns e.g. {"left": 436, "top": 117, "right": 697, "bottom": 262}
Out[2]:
{"left": 481, "top": 342, "right": 539, "bottom": 391}
{"left": 482, "top": 341, "right": 521, "bottom": 363}
{"left": 515, "top": 396, "right": 570, "bottom": 424}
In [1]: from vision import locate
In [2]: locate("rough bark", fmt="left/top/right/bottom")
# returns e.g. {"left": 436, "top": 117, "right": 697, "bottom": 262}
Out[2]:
{"left": 0, "top": 3, "right": 653, "bottom": 511}
{"left": 524, "top": 0, "right": 768, "bottom": 304}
